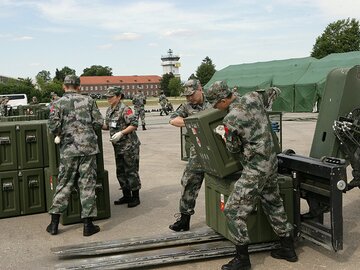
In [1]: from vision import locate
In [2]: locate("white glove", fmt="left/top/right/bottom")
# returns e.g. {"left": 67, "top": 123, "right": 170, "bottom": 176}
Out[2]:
{"left": 110, "top": 131, "right": 124, "bottom": 143}
{"left": 54, "top": 136, "right": 61, "bottom": 144}
{"left": 214, "top": 125, "right": 226, "bottom": 140}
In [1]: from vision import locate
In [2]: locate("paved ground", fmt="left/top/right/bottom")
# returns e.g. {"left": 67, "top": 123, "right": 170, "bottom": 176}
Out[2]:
{"left": 1, "top": 108, "right": 359, "bottom": 270}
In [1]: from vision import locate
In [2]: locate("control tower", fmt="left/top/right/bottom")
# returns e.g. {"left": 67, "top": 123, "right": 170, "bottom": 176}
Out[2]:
{"left": 161, "top": 49, "right": 181, "bottom": 78}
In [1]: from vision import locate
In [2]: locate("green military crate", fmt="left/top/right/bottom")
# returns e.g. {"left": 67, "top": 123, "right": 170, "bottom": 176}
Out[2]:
{"left": 0, "top": 168, "right": 46, "bottom": 218}
{"left": 0, "top": 123, "right": 17, "bottom": 172}
{"left": 44, "top": 169, "right": 111, "bottom": 225}
{"left": 16, "top": 121, "right": 44, "bottom": 169}
{"left": 205, "top": 173, "right": 294, "bottom": 244}
{"left": 20, "top": 168, "right": 46, "bottom": 215}
{"left": 311, "top": 65, "right": 360, "bottom": 159}
{"left": 0, "top": 170, "right": 21, "bottom": 218}
{"left": 184, "top": 108, "right": 242, "bottom": 178}
{"left": 60, "top": 170, "right": 111, "bottom": 225}
{"left": 184, "top": 108, "right": 282, "bottom": 178}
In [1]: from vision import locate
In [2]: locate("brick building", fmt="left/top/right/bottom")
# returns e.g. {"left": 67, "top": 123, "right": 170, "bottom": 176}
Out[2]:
{"left": 80, "top": 75, "right": 162, "bottom": 98}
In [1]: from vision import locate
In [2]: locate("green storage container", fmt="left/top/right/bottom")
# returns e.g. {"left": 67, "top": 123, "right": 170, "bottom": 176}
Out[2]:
{"left": 0, "top": 123, "right": 17, "bottom": 172}
{"left": 16, "top": 121, "right": 44, "bottom": 169}
{"left": 44, "top": 168, "right": 111, "bottom": 225}
{"left": 310, "top": 65, "right": 360, "bottom": 159}
{"left": 184, "top": 108, "right": 242, "bottom": 178}
{"left": 205, "top": 173, "right": 294, "bottom": 244}
{"left": 0, "top": 170, "right": 21, "bottom": 218}
{"left": 0, "top": 168, "right": 46, "bottom": 218}
{"left": 20, "top": 168, "right": 45, "bottom": 215}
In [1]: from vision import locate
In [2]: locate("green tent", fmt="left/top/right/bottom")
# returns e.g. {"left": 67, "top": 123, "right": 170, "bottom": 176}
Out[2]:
{"left": 205, "top": 52, "right": 360, "bottom": 112}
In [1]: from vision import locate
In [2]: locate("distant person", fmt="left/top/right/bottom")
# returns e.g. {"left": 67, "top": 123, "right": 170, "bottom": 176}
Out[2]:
{"left": 204, "top": 81, "right": 297, "bottom": 270}
{"left": 168, "top": 79, "right": 212, "bottom": 232}
{"left": 132, "top": 88, "right": 147, "bottom": 130}
{"left": 103, "top": 86, "right": 141, "bottom": 207}
{"left": 159, "top": 91, "right": 169, "bottom": 116}
{"left": 30, "top": 96, "right": 39, "bottom": 105}
{"left": 46, "top": 75, "right": 104, "bottom": 237}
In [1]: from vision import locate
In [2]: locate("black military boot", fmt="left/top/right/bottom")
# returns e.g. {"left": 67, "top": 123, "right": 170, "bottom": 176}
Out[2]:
{"left": 83, "top": 217, "right": 100, "bottom": 236}
{"left": 142, "top": 124, "right": 147, "bottom": 130}
{"left": 114, "top": 189, "right": 132, "bottom": 205}
{"left": 46, "top": 213, "right": 60, "bottom": 235}
{"left": 271, "top": 236, "right": 298, "bottom": 262}
{"left": 222, "top": 245, "right": 251, "bottom": 270}
{"left": 128, "top": 190, "right": 140, "bottom": 208}
{"left": 169, "top": 213, "right": 191, "bottom": 232}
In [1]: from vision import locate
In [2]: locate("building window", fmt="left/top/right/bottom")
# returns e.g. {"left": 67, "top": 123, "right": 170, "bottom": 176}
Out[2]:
{"left": 150, "top": 84, "right": 153, "bottom": 89}
{"left": 95, "top": 86, "right": 98, "bottom": 91}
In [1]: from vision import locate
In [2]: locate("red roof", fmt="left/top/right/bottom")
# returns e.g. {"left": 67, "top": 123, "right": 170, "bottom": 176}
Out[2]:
{"left": 80, "top": 75, "right": 161, "bottom": 85}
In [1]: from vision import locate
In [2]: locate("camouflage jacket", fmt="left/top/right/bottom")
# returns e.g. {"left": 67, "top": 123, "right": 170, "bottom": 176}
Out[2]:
{"left": 105, "top": 101, "right": 140, "bottom": 153}
{"left": 222, "top": 90, "right": 278, "bottom": 175}
{"left": 132, "top": 93, "right": 146, "bottom": 108}
{"left": 48, "top": 91, "right": 104, "bottom": 158}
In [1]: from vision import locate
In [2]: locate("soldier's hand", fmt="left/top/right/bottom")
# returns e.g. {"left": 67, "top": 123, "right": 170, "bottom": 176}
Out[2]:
{"left": 214, "top": 125, "right": 226, "bottom": 141}
{"left": 110, "top": 131, "right": 124, "bottom": 143}
{"left": 54, "top": 136, "right": 61, "bottom": 144}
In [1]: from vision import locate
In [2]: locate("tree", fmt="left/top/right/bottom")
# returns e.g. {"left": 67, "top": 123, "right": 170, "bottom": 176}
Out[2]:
{"left": 159, "top": 72, "right": 175, "bottom": 96}
{"left": 35, "top": 70, "right": 51, "bottom": 91}
{"left": 82, "top": 65, "right": 113, "bottom": 76}
{"left": 311, "top": 18, "right": 360, "bottom": 59}
{"left": 168, "top": 77, "right": 182, "bottom": 97}
{"left": 54, "top": 66, "right": 76, "bottom": 82}
{"left": 195, "top": 56, "right": 216, "bottom": 86}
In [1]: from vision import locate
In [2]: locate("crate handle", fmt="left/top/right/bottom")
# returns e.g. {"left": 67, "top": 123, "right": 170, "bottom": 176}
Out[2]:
{"left": 2, "top": 182, "right": 13, "bottom": 191}
{"left": 25, "top": 135, "right": 37, "bottom": 143}
{"left": 0, "top": 136, "right": 10, "bottom": 145}
{"left": 95, "top": 183, "right": 103, "bottom": 191}
{"left": 28, "top": 179, "right": 39, "bottom": 187}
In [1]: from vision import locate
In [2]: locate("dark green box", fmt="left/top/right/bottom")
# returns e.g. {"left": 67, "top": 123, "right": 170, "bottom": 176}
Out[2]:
{"left": 184, "top": 108, "right": 243, "bottom": 178}
{"left": 205, "top": 173, "right": 294, "bottom": 243}
{"left": 0, "top": 170, "right": 21, "bottom": 218}
{"left": 44, "top": 168, "right": 111, "bottom": 225}
{"left": 0, "top": 123, "right": 17, "bottom": 172}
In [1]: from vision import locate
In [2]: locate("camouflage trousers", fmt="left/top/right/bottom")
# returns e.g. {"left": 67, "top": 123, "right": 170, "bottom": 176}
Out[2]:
{"left": 179, "top": 169, "right": 204, "bottom": 215}
{"left": 134, "top": 106, "right": 146, "bottom": 125}
{"left": 224, "top": 169, "right": 292, "bottom": 245}
{"left": 49, "top": 155, "right": 97, "bottom": 219}
{"left": 114, "top": 145, "right": 141, "bottom": 191}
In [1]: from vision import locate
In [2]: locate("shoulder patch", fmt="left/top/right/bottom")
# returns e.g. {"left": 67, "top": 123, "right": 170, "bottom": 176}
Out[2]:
{"left": 126, "top": 108, "right": 133, "bottom": 115}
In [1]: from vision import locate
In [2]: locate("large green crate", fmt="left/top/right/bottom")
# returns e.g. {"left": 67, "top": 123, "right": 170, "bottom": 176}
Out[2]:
{"left": 16, "top": 121, "right": 44, "bottom": 169}
{"left": 0, "top": 123, "right": 17, "bottom": 172}
{"left": 0, "top": 170, "right": 21, "bottom": 218}
{"left": 0, "top": 168, "right": 46, "bottom": 218}
{"left": 184, "top": 109, "right": 242, "bottom": 178}
{"left": 205, "top": 173, "right": 294, "bottom": 244}
{"left": 310, "top": 65, "right": 360, "bottom": 159}
{"left": 44, "top": 169, "right": 111, "bottom": 225}
{"left": 184, "top": 109, "right": 282, "bottom": 178}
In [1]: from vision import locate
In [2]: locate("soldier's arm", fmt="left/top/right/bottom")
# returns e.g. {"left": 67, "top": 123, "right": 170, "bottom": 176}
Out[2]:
{"left": 48, "top": 103, "right": 62, "bottom": 135}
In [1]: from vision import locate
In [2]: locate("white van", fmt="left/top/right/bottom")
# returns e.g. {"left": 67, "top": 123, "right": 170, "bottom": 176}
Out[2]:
{"left": 0, "top": 94, "right": 28, "bottom": 107}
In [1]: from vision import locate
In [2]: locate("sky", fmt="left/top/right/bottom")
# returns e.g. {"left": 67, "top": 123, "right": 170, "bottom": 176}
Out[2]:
{"left": 0, "top": 0, "right": 359, "bottom": 82}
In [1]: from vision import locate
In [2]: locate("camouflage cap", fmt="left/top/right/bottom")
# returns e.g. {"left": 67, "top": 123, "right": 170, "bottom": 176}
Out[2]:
{"left": 104, "top": 86, "right": 123, "bottom": 97}
{"left": 205, "top": 81, "right": 232, "bottom": 105}
{"left": 64, "top": 75, "right": 80, "bottom": 86}
{"left": 181, "top": 79, "right": 200, "bottom": 96}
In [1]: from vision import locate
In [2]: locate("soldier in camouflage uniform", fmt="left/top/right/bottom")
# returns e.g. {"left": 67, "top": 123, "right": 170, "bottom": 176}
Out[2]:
{"left": 205, "top": 81, "right": 297, "bottom": 270}
{"left": 46, "top": 75, "right": 104, "bottom": 237}
{"left": 159, "top": 91, "right": 169, "bottom": 116}
{"left": 169, "top": 79, "right": 212, "bottom": 232}
{"left": 103, "top": 87, "right": 141, "bottom": 208}
{"left": 132, "top": 88, "right": 147, "bottom": 130}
